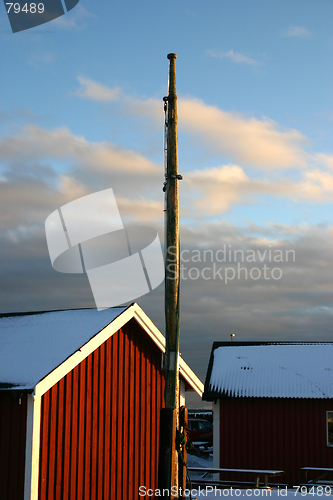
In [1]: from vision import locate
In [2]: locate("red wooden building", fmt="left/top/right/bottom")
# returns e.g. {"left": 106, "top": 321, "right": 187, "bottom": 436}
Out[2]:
{"left": 0, "top": 303, "right": 203, "bottom": 500}
{"left": 203, "top": 342, "right": 333, "bottom": 487}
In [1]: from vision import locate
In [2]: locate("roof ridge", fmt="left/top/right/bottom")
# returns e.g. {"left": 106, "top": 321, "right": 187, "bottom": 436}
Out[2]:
{"left": 0, "top": 306, "right": 128, "bottom": 318}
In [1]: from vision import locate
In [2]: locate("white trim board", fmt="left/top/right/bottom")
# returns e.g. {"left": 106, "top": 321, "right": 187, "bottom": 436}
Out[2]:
{"left": 24, "top": 394, "right": 41, "bottom": 500}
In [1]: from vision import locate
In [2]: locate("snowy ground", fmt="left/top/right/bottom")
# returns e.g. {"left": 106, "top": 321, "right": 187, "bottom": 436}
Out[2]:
{"left": 186, "top": 453, "right": 332, "bottom": 498}
{"left": 187, "top": 449, "right": 213, "bottom": 471}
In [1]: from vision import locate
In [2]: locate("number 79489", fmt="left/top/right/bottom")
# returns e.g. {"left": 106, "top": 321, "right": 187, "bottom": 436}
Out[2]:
{"left": 6, "top": 3, "right": 45, "bottom": 14}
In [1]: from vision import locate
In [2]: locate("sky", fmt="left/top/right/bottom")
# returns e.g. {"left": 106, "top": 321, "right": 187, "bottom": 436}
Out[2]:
{"left": 0, "top": 0, "right": 333, "bottom": 404}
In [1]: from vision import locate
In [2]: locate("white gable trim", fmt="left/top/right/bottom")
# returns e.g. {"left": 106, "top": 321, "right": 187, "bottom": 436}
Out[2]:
{"left": 179, "top": 358, "right": 203, "bottom": 396}
{"left": 34, "top": 303, "right": 203, "bottom": 398}
{"left": 132, "top": 305, "right": 204, "bottom": 396}
{"left": 24, "top": 394, "right": 41, "bottom": 500}
{"left": 34, "top": 305, "right": 134, "bottom": 397}
{"left": 132, "top": 306, "right": 166, "bottom": 353}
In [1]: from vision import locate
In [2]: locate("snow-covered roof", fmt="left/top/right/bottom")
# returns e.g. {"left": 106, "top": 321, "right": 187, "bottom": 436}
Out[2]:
{"left": 0, "top": 303, "right": 204, "bottom": 396}
{"left": 0, "top": 307, "right": 127, "bottom": 391}
{"left": 203, "top": 343, "right": 333, "bottom": 399}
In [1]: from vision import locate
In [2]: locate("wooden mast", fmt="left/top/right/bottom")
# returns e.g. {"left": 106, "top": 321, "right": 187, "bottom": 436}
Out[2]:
{"left": 159, "top": 52, "right": 181, "bottom": 499}
{"left": 165, "top": 53, "right": 180, "bottom": 412}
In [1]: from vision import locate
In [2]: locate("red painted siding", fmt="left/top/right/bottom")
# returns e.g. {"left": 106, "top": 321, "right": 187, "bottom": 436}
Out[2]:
{"left": 219, "top": 398, "right": 333, "bottom": 486}
{"left": 38, "top": 319, "right": 165, "bottom": 500}
{"left": 0, "top": 392, "right": 27, "bottom": 500}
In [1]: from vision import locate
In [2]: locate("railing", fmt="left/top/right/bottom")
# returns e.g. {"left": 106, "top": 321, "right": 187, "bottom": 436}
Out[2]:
{"left": 188, "top": 467, "right": 284, "bottom": 488}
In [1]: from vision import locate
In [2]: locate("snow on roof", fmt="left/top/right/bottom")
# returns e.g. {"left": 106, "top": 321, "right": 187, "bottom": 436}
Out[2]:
{"left": 206, "top": 343, "right": 333, "bottom": 399}
{"left": 0, "top": 307, "right": 126, "bottom": 390}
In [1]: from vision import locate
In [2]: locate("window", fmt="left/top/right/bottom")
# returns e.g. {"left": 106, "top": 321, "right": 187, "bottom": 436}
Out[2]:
{"left": 198, "top": 421, "right": 213, "bottom": 431}
{"left": 190, "top": 421, "right": 199, "bottom": 431}
{"left": 327, "top": 411, "right": 333, "bottom": 447}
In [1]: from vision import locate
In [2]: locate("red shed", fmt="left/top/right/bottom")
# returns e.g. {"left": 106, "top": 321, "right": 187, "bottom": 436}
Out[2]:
{"left": 203, "top": 342, "right": 333, "bottom": 487}
{"left": 0, "top": 303, "right": 203, "bottom": 500}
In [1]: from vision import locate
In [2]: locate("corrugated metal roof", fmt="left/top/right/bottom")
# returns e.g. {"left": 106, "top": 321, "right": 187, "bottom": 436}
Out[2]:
{"left": 206, "top": 343, "right": 333, "bottom": 399}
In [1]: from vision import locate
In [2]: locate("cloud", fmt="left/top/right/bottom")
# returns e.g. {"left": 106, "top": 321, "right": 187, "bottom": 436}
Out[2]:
{"left": 75, "top": 76, "right": 162, "bottom": 126}
{"left": 182, "top": 164, "right": 317, "bottom": 216}
{"left": 313, "top": 153, "right": 333, "bottom": 170}
{"left": 1, "top": 90, "right": 330, "bottom": 236}
{"left": 178, "top": 98, "right": 307, "bottom": 169}
{"left": 0, "top": 124, "right": 159, "bottom": 177}
{"left": 1, "top": 123, "right": 330, "bottom": 234}
{"left": 185, "top": 161, "right": 333, "bottom": 217}
{"left": 30, "top": 52, "right": 55, "bottom": 64}
{"left": 0, "top": 124, "right": 163, "bottom": 234}
{"left": 300, "top": 169, "right": 333, "bottom": 201}
{"left": 137, "top": 220, "right": 333, "bottom": 383}
{"left": 207, "top": 49, "right": 261, "bottom": 66}
{"left": 50, "top": 80, "right": 333, "bottom": 210}
{"left": 73, "top": 77, "right": 308, "bottom": 171}
{"left": 184, "top": 165, "right": 250, "bottom": 214}
{"left": 283, "top": 26, "right": 311, "bottom": 38}
{"left": 76, "top": 77, "right": 122, "bottom": 102}
{"left": 296, "top": 153, "right": 333, "bottom": 202}
{"left": 52, "top": 5, "right": 95, "bottom": 29}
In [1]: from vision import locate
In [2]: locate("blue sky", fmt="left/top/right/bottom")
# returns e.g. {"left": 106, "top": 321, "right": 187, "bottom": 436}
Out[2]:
{"left": 1, "top": 0, "right": 333, "bottom": 394}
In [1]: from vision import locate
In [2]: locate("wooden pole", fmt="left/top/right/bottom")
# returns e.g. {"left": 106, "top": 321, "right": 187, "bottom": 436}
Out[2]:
{"left": 165, "top": 54, "right": 180, "bottom": 410}
{"left": 158, "top": 52, "right": 181, "bottom": 500}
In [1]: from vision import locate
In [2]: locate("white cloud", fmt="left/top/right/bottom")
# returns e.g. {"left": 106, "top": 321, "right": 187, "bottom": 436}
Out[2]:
{"left": 178, "top": 98, "right": 307, "bottom": 169}
{"left": 283, "top": 26, "right": 311, "bottom": 38}
{"left": 183, "top": 161, "right": 333, "bottom": 217}
{"left": 313, "top": 153, "right": 333, "bottom": 170}
{"left": 76, "top": 77, "right": 122, "bottom": 101}
{"left": 0, "top": 124, "right": 163, "bottom": 232}
{"left": 185, "top": 165, "right": 250, "bottom": 214}
{"left": 207, "top": 49, "right": 261, "bottom": 66}
{"left": 300, "top": 169, "right": 333, "bottom": 201}
{"left": 52, "top": 4, "right": 95, "bottom": 29}
{"left": 74, "top": 78, "right": 308, "bottom": 171}
{"left": 182, "top": 164, "right": 304, "bottom": 216}
{"left": 1, "top": 87, "right": 331, "bottom": 237}
{"left": 0, "top": 124, "right": 159, "bottom": 177}
{"left": 109, "top": 90, "right": 307, "bottom": 170}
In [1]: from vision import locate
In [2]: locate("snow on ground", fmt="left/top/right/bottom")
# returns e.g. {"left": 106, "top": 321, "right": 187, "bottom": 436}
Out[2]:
{"left": 187, "top": 450, "right": 213, "bottom": 480}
